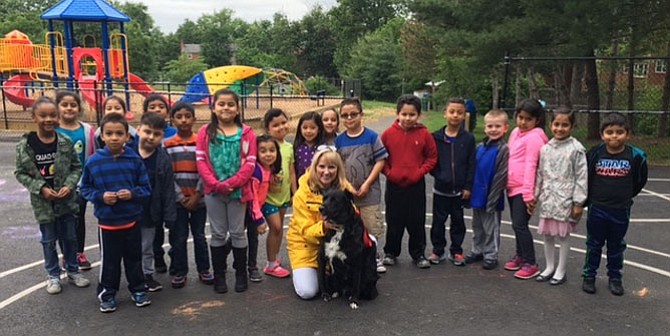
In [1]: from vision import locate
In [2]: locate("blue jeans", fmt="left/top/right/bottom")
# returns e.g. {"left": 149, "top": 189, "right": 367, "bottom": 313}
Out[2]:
{"left": 583, "top": 204, "right": 630, "bottom": 279}
{"left": 40, "top": 214, "right": 79, "bottom": 278}
{"left": 168, "top": 205, "right": 209, "bottom": 275}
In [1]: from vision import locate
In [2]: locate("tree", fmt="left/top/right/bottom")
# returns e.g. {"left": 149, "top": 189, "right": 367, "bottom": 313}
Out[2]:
{"left": 116, "top": 2, "right": 161, "bottom": 80}
{"left": 164, "top": 54, "right": 209, "bottom": 84}
{"left": 343, "top": 18, "right": 405, "bottom": 101}
{"left": 295, "top": 7, "right": 337, "bottom": 77}
{"left": 197, "top": 9, "right": 248, "bottom": 67}
{"left": 234, "top": 14, "right": 299, "bottom": 71}
{"left": 330, "top": 0, "right": 402, "bottom": 73}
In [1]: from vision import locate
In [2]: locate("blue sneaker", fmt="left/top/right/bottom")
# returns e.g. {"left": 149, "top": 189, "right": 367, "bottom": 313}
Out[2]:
{"left": 99, "top": 298, "right": 117, "bottom": 313}
{"left": 131, "top": 292, "right": 151, "bottom": 307}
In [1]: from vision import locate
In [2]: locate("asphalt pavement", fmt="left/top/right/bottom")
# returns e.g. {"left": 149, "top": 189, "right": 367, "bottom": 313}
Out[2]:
{"left": 1, "top": 117, "right": 669, "bottom": 335}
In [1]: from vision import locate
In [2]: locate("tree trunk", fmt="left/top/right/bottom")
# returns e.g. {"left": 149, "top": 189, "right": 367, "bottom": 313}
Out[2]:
{"left": 527, "top": 67, "right": 539, "bottom": 100}
{"left": 515, "top": 66, "right": 522, "bottom": 107}
{"left": 570, "top": 62, "right": 584, "bottom": 108}
{"left": 554, "top": 64, "right": 570, "bottom": 107}
{"left": 585, "top": 50, "right": 601, "bottom": 140}
{"left": 605, "top": 39, "right": 619, "bottom": 110}
{"left": 627, "top": 24, "right": 639, "bottom": 133}
{"left": 492, "top": 72, "right": 500, "bottom": 109}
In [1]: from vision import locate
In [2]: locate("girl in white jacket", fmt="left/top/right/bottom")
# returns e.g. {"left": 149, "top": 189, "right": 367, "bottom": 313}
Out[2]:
{"left": 532, "top": 107, "right": 588, "bottom": 285}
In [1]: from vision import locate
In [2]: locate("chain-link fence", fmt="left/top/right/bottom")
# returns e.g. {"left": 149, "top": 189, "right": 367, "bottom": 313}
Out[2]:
{"left": 0, "top": 77, "right": 352, "bottom": 139}
{"left": 499, "top": 56, "right": 670, "bottom": 165}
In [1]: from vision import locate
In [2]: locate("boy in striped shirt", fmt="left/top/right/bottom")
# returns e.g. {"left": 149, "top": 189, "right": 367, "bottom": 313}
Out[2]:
{"left": 164, "top": 102, "right": 213, "bottom": 288}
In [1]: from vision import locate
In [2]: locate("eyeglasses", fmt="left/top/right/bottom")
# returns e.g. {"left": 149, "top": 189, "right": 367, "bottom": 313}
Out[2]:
{"left": 340, "top": 112, "right": 361, "bottom": 120}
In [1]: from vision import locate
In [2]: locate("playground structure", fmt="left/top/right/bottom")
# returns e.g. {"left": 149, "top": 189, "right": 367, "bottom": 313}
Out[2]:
{"left": 180, "top": 66, "right": 309, "bottom": 103}
{"left": 0, "top": 0, "right": 345, "bottom": 133}
{"left": 0, "top": 0, "right": 162, "bottom": 120}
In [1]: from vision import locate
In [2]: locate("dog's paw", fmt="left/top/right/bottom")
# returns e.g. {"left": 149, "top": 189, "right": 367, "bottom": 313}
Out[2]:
{"left": 331, "top": 292, "right": 340, "bottom": 299}
{"left": 322, "top": 293, "right": 332, "bottom": 302}
{"left": 349, "top": 301, "right": 359, "bottom": 310}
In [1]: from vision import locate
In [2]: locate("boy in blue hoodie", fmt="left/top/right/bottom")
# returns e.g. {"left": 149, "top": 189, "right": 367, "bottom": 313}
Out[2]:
{"left": 428, "top": 98, "right": 476, "bottom": 266}
{"left": 466, "top": 110, "right": 509, "bottom": 270}
{"left": 80, "top": 113, "right": 152, "bottom": 313}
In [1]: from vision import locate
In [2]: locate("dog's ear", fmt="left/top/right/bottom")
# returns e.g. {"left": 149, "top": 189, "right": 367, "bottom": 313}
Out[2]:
{"left": 344, "top": 189, "right": 354, "bottom": 201}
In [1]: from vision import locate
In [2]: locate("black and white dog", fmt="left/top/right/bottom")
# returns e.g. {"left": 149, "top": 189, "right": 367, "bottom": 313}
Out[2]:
{"left": 318, "top": 189, "right": 379, "bottom": 309}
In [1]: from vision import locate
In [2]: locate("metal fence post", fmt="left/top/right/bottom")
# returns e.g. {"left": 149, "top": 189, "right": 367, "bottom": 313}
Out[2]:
{"left": 1, "top": 78, "right": 8, "bottom": 130}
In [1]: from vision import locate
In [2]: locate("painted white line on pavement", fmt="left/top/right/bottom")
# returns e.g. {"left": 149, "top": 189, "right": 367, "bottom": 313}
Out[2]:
{"left": 642, "top": 188, "right": 670, "bottom": 202}
{"left": 647, "top": 178, "right": 670, "bottom": 182}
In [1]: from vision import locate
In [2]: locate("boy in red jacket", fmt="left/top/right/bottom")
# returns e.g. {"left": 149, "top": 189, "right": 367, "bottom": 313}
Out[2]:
{"left": 381, "top": 95, "right": 438, "bottom": 269}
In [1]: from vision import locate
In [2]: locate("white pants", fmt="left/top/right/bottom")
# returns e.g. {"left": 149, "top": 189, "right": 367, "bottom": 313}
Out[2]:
{"left": 292, "top": 267, "right": 318, "bottom": 299}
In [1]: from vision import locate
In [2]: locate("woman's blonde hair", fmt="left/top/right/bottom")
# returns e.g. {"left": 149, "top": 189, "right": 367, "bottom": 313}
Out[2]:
{"left": 307, "top": 149, "right": 349, "bottom": 192}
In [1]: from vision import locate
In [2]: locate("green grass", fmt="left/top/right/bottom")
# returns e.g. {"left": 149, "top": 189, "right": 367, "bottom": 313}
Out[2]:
{"left": 362, "top": 100, "right": 396, "bottom": 110}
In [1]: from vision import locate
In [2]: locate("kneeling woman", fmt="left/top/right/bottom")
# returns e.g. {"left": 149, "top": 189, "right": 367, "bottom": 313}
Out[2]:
{"left": 287, "top": 149, "right": 352, "bottom": 299}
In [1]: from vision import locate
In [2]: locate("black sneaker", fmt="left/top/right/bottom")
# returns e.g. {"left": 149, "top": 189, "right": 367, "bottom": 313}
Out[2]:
{"left": 413, "top": 256, "right": 431, "bottom": 269}
{"left": 145, "top": 275, "right": 163, "bottom": 292}
{"left": 482, "top": 259, "right": 498, "bottom": 270}
{"left": 608, "top": 278, "right": 624, "bottom": 296}
{"left": 465, "top": 253, "right": 484, "bottom": 264}
{"left": 249, "top": 268, "right": 263, "bottom": 282}
{"left": 582, "top": 277, "right": 596, "bottom": 294}
{"left": 154, "top": 257, "right": 168, "bottom": 274}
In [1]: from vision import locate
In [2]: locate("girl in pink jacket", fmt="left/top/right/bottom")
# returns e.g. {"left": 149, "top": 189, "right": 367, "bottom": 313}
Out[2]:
{"left": 196, "top": 89, "right": 257, "bottom": 294}
{"left": 504, "top": 99, "right": 548, "bottom": 280}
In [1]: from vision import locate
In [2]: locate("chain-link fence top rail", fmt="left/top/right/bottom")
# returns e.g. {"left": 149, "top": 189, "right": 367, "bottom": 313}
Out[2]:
{"left": 0, "top": 78, "right": 348, "bottom": 140}
{"left": 500, "top": 56, "right": 670, "bottom": 165}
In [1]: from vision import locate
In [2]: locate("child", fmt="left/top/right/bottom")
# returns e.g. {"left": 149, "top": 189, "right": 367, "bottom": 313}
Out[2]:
{"left": 14, "top": 97, "right": 90, "bottom": 294}
{"left": 94, "top": 96, "right": 137, "bottom": 150}
{"left": 322, "top": 108, "right": 340, "bottom": 145}
{"left": 505, "top": 98, "right": 548, "bottom": 279}
{"left": 143, "top": 94, "right": 177, "bottom": 140}
{"left": 287, "top": 149, "right": 353, "bottom": 299}
{"left": 335, "top": 98, "right": 388, "bottom": 272}
{"left": 55, "top": 91, "right": 96, "bottom": 270}
{"left": 142, "top": 94, "right": 176, "bottom": 274}
{"left": 164, "top": 102, "right": 213, "bottom": 288}
{"left": 466, "top": 109, "right": 509, "bottom": 270}
{"left": 262, "top": 108, "right": 294, "bottom": 278}
{"left": 582, "top": 113, "right": 647, "bottom": 296}
{"left": 245, "top": 135, "right": 277, "bottom": 282}
{"left": 381, "top": 95, "right": 437, "bottom": 270}
{"left": 532, "top": 107, "right": 587, "bottom": 285}
{"left": 134, "top": 112, "right": 177, "bottom": 292}
{"left": 294, "top": 111, "right": 325, "bottom": 180}
{"left": 80, "top": 113, "right": 151, "bottom": 313}
{"left": 196, "top": 89, "right": 257, "bottom": 293}
{"left": 428, "top": 98, "right": 476, "bottom": 267}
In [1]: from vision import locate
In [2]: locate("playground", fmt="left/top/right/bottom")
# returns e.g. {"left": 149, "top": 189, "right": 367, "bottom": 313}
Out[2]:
{"left": 0, "top": 0, "right": 342, "bottom": 134}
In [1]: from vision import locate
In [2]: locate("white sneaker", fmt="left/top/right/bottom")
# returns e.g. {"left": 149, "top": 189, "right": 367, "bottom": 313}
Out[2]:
{"left": 376, "top": 258, "right": 387, "bottom": 273}
{"left": 46, "top": 277, "right": 62, "bottom": 294}
{"left": 68, "top": 273, "right": 90, "bottom": 288}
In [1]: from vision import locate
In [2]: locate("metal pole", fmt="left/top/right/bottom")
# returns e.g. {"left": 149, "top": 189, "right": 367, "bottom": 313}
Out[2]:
{"left": 1, "top": 77, "right": 9, "bottom": 129}
{"left": 500, "top": 52, "right": 511, "bottom": 111}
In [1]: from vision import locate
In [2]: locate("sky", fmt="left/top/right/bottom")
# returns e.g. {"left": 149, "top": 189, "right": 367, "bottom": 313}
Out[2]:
{"left": 137, "top": 0, "right": 337, "bottom": 33}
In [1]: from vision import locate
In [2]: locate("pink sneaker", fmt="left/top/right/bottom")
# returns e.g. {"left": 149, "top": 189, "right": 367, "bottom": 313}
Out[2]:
{"left": 514, "top": 263, "right": 540, "bottom": 279}
{"left": 264, "top": 264, "right": 290, "bottom": 278}
{"left": 504, "top": 255, "right": 524, "bottom": 271}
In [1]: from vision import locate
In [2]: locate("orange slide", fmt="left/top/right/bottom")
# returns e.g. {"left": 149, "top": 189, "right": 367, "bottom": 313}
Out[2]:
{"left": 3, "top": 74, "right": 38, "bottom": 108}
{"left": 128, "top": 72, "right": 173, "bottom": 104}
